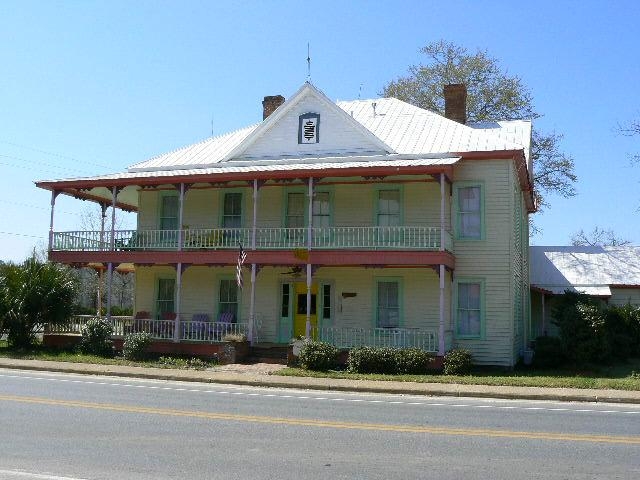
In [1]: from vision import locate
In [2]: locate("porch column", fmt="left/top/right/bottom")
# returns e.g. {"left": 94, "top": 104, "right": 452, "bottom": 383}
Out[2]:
{"left": 177, "top": 183, "right": 185, "bottom": 251}
{"left": 106, "top": 187, "right": 118, "bottom": 319}
{"left": 249, "top": 264, "right": 257, "bottom": 345}
{"left": 48, "top": 190, "right": 59, "bottom": 251}
{"left": 305, "top": 263, "right": 312, "bottom": 338}
{"left": 438, "top": 265, "right": 445, "bottom": 356}
{"left": 174, "top": 263, "right": 182, "bottom": 342}
{"left": 307, "top": 177, "right": 314, "bottom": 249}
{"left": 249, "top": 179, "right": 258, "bottom": 345}
{"left": 97, "top": 204, "right": 107, "bottom": 316}
{"left": 440, "top": 173, "right": 445, "bottom": 251}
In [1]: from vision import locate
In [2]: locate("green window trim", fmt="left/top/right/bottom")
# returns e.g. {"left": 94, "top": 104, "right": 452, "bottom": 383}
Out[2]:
{"left": 373, "top": 186, "right": 404, "bottom": 227}
{"left": 158, "top": 192, "right": 179, "bottom": 231}
{"left": 218, "top": 189, "right": 245, "bottom": 228}
{"left": 154, "top": 276, "right": 176, "bottom": 319}
{"left": 373, "top": 277, "right": 403, "bottom": 329}
{"left": 453, "top": 182, "right": 485, "bottom": 241}
{"left": 282, "top": 187, "right": 334, "bottom": 228}
{"left": 217, "top": 275, "right": 241, "bottom": 322}
{"left": 454, "top": 277, "right": 486, "bottom": 339}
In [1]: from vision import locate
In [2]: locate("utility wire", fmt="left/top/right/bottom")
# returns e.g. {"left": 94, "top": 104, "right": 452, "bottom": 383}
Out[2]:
{"left": 0, "top": 139, "right": 111, "bottom": 170}
{"left": 0, "top": 231, "right": 46, "bottom": 239}
{"left": 0, "top": 153, "right": 96, "bottom": 175}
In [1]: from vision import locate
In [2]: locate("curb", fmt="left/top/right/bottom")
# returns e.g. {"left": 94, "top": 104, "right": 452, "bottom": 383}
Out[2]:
{"left": 1, "top": 360, "right": 639, "bottom": 405}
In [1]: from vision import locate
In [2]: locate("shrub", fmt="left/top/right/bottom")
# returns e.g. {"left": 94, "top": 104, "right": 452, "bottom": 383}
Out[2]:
{"left": 532, "top": 336, "right": 565, "bottom": 369}
{"left": 395, "top": 348, "right": 435, "bottom": 374}
{"left": 299, "top": 341, "right": 339, "bottom": 371}
{"left": 157, "top": 356, "right": 211, "bottom": 370}
{"left": 222, "top": 333, "right": 247, "bottom": 343}
{"left": 347, "top": 346, "right": 398, "bottom": 374}
{"left": 443, "top": 348, "right": 472, "bottom": 375}
{"left": 122, "top": 332, "right": 152, "bottom": 360}
{"left": 78, "top": 318, "right": 114, "bottom": 357}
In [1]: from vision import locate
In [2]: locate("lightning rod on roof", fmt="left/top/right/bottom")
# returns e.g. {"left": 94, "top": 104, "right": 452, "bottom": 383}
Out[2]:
{"left": 307, "top": 43, "right": 311, "bottom": 82}
{"left": 359, "top": 83, "right": 363, "bottom": 99}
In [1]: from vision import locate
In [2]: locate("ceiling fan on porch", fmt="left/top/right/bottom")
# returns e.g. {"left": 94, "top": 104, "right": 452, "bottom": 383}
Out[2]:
{"left": 281, "top": 266, "right": 303, "bottom": 277}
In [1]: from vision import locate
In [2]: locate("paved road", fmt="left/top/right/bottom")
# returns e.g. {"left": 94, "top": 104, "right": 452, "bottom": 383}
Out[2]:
{"left": 1, "top": 368, "right": 639, "bottom": 479}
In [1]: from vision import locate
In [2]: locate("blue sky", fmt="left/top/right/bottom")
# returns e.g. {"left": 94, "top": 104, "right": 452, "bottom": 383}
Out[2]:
{"left": 1, "top": 0, "right": 638, "bottom": 262}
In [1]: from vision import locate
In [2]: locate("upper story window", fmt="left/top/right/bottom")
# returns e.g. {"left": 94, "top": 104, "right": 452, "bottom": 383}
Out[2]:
{"left": 286, "top": 193, "right": 305, "bottom": 228}
{"left": 455, "top": 184, "right": 483, "bottom": 240}
{"left": 159, "top": 195, "right": 178, "bottom": 230}
{"left": 312, "top": 192, "right": 330, "bottom": 227}
{"left": 298, "top": 113, "right": 320, "bottom": 144}
{"left": 222, "top": 192, "right": 242, "bottom": 228}
{"left": 377, "top": 189, "right": 401, "bottom": 226}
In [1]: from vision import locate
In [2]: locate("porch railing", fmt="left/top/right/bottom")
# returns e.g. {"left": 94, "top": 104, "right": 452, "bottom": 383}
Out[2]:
{"left": 48, "top": 315, "right": 248, "bottom": 342}
{"left": 313, "top": 326, "right": 437, "bottom": 352}
{"left": 52, "top": 226, "right": 452, "bottom": 252}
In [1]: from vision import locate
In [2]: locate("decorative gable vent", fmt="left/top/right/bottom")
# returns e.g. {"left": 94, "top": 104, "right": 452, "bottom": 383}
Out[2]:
{"left": 298, "top": 112, "right": 320, "bottom": 144}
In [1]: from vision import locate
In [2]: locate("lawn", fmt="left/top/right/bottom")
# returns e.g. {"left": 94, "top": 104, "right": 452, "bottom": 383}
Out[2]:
{"left": 277, "top": 359, "right": 640, "bottom": 391}
{"left": 0, "top": 340, "right": 215, "bottom": 370}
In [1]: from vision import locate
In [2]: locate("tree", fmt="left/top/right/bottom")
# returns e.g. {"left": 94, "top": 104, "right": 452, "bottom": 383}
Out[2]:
{"left": 383, "top": 40, "right": 577, "bottom": 212}
{"left": 0, "top": 256, "right": 78, "bottom": 348}
{"left": 619, "top": 118, "right": 640, "bottom": 164}
{"left": 571, "top": 227, "right": 631, "bottom": 247}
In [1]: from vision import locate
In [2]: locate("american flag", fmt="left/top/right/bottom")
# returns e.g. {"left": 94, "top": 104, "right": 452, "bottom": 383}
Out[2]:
{"left": 236, "top": 243, "right": 247, "bottom": 289}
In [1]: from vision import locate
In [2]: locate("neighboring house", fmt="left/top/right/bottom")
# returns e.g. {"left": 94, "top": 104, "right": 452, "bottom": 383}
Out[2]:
{"left": 36, "top": 82, "right": 534, "bottom": 366}
{"left": 530, "top": 246, "right": 640, "bottom": 337}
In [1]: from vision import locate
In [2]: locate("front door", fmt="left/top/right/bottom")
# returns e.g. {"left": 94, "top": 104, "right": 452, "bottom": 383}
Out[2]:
{"left": 293, "top": 282, "right": 318, "bottom": 338}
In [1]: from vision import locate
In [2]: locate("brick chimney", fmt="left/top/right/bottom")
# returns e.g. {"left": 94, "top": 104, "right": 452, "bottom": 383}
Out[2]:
{"left": 262, "top": 95, "right": 285, "bottom": 120}
{"left": 443, "top": 84, "right": 467, "bottom": 124}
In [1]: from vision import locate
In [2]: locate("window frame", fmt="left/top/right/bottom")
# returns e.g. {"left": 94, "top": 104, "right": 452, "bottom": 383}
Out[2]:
{"left": 154, "top": 276, "right": 176, "bottom": 319}
{"left": 219, "top": 190, "right": 244, "bottom": 229}
{"left": 453, "top": 182, "right": 485, "bottom": 241}
{"left": 217, "top": 276, "right": 240, "bottom": 322}
{"left": 374, "top": 187, "right": 403, "bottom": 227}
{"left": 158, "top": 192, "right": 179, "bottom": 231}
{"left": 454, "top": 277, "right": 486, "bottom": 339}
{"left": 373, "top": 277, "right": 403, "bottom": 329}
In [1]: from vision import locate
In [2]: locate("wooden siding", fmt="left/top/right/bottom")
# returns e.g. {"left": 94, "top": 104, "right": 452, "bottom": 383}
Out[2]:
{"left": 452, "top": 159, "right": 516, "bottom": 366}
{"left": 241, "top": 96, "right": 385, "bottom": 159}
{"left": 610, "top": 288, "right": 640, "bottom": 307}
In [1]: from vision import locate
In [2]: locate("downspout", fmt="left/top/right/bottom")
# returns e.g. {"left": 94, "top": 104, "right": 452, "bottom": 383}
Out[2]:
{"left": 438, "top": 173, "right": 446, "bottom": 356}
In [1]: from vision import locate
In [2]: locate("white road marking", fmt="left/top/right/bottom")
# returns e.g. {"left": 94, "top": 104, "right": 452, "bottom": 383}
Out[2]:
{"left": 1, "top": 371, "right": 639, "bottom": 416}
{"left": 0, "top": 469, "right": 89, "bottom": 480}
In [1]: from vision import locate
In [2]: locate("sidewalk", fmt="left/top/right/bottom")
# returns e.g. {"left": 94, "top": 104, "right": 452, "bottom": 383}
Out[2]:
{"left": 1, "top": 357, "right": 640, "bottom": 404}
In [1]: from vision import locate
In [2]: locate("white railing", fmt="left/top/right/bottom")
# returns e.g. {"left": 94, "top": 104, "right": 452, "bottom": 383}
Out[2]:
{"left": 53, "top": 226, "right": 451, "bottom": 252}
{"left": 313, "top": 326, "right": 437, "bottom": 352}
{"left": 46, "top": 315, "right": 248, "bottom": 342}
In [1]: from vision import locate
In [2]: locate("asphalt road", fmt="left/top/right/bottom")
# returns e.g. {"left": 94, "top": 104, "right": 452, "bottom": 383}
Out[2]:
{"left": 1, "top": 368, "right": 639, "bottom": 480}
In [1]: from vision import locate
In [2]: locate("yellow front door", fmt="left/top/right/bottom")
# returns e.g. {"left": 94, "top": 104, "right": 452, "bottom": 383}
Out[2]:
{"left": 293, "top": 282, "right": 318, "bottom": 338}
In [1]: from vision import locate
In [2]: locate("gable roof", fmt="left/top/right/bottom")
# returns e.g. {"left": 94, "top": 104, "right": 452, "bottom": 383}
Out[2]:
{"left": 530, "top": 246, "right": 640, "bottom": 296}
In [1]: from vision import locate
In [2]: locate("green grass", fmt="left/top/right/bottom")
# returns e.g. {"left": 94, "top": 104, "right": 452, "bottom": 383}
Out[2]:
{"left": 277, "top": 359, "right": 640, "bottom": 391}
{"left": 0, "top": 342, "right": 216, "bottom": 370}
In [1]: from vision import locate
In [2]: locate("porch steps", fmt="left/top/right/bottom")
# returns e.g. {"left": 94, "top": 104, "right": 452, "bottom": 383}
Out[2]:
{"left": 247, "top": 344, "right": 289, "bottom": 364}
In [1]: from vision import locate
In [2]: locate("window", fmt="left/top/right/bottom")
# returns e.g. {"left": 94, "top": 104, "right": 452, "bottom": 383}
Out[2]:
{"left": 218, "top": 279, "right": 238, "bottom": 321}
{"left": 377, "top": 189, "right": 400, "bottom": 226}
{"left": 456, "top": 185, "right": 483, "bottom": 239}
{"left": 298, "top": 113, "right": 320, "bottom": 144}
{"left": 222, "top": 193, "right": 242, "bottom": 228}
{"left": 297, "top": 293, "right": 317, "bottom": 315}
{"left": 281, "top": 284, "right": 290, "bottom": 318}
{"left": 377, "top": 281, "right": 400, "bottom": 328}
{"left": 156, "top": 278, "right": 175, "bottom": 318}
{"left": 456, "top": 281, "right": 483, "bottom": 337}
{"left": 159, "top": 195, "right": 178, "bottom": 230}
{"left": 312, "top": 192, "right": 330, "bottom": 228}
{"left": 322, "top": 284, "right": 331, "bottom": 320}
{"left": 286, "top": 193, "right": 305, "bottom": 228}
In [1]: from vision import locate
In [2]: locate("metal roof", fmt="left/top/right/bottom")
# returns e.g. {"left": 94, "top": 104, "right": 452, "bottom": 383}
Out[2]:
{"left": 530, "top": 246, "right": 640, "bottom": 295}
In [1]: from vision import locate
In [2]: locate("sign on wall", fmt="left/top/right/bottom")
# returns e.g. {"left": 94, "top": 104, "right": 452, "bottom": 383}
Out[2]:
{"left": 298, "top": 113, "right": 320, "bottom": 144}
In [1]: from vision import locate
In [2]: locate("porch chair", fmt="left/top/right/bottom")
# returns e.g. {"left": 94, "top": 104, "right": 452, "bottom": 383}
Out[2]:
{"left": 216, "top": 311, "right": 235, "bottom": 340}
{"left": 185, "top": 313, "right": 210, "bottom": 340}
{"left": 160, "top": 312, "right": 177, "bottom": 338}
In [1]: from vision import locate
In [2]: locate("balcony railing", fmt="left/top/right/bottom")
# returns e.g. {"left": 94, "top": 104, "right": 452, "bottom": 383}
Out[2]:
{"left": 313, "top": 326, "right": 437, "bottom": 352}
{"left": 52, "top": 226, "right": 451, "bottom": 252}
